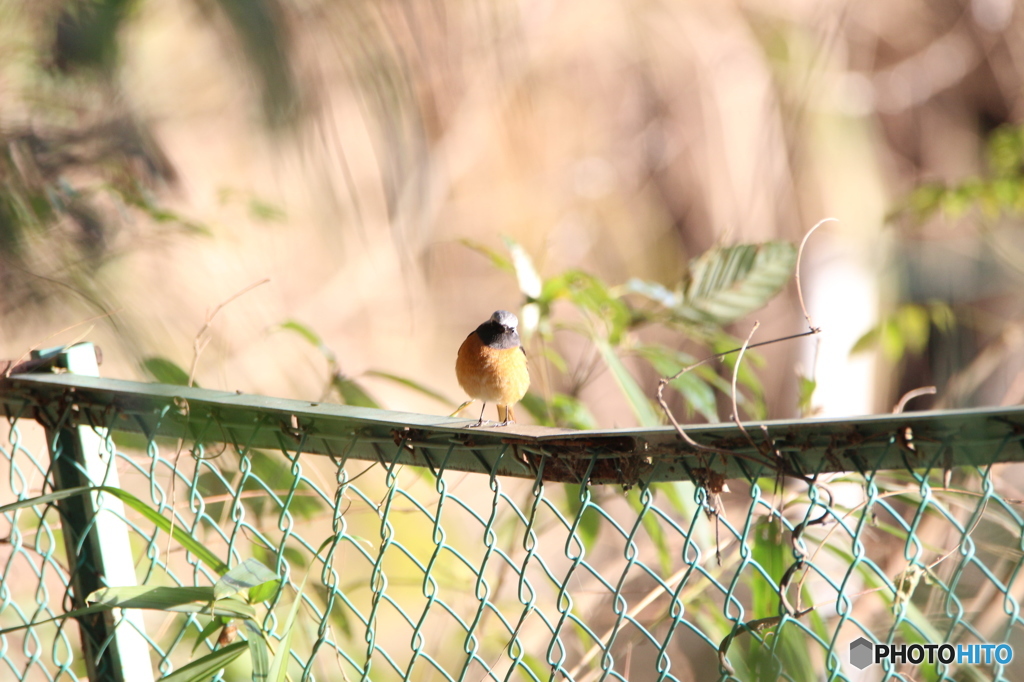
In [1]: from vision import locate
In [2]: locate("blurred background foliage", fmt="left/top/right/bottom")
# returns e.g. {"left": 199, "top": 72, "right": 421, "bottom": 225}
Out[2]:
{"left": 1, "top": 0, "right": 1023, "bottom": 425}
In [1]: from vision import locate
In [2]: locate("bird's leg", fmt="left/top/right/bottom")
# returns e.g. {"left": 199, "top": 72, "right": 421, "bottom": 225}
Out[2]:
{"left": 497, "top": 404, "right": 515, "bottom": 427}
{"left": 468, "top": 402, "right": 488, "bottom": 428}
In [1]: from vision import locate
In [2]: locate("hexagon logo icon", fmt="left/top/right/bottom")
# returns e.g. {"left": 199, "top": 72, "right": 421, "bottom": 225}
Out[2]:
{"left": 850, "top": 637, "right": 874, "bottom": 670}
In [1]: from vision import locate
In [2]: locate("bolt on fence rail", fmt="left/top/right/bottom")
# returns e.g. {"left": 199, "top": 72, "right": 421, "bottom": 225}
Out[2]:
{"left": 2, "top": 343, "right": 1024, "bottom": 681}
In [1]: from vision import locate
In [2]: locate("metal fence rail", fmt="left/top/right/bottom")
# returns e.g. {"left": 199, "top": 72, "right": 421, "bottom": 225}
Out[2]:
{"left": 2, "top": 344, "right": 1024, "bottom": 681}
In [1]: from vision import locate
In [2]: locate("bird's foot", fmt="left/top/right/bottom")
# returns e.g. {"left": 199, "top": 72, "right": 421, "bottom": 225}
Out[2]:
{"left": 496, "top": 418, "right": 516, "bottom": 427}
{"left": 466, "top": 419, "right": 490, "bottom": 428}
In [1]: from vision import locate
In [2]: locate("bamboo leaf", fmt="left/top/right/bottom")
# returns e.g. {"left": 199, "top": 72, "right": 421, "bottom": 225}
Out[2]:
{"left": 594, "top": 339, "right": 661, "bottom": 427}
{"left": 365, "top": 370, "right": 453, "bottom": 406}
{"left": 214, "top": 559, "right": 279, "bottom": 600}
{"left": 0, "top": 486, "right": 228, "bottom": 574}
{"left": 245, "top": 620, "right": 270, "bottom": 681}
{"left": 192, "top": 618, "right": 227, "bottom": 655}
{"left": 142, "top": 356, "right": 193, "bottom": 387}
{"left": 332, "top": 376, "right": 379, "bottom": 408}
{"left": 625, "top": 278, "right": 681, "bottom": 309}
{"left": 158, "top": 641, "right": 248, "bottom": 682}
{"left": 248, "top": 580, "right": 281, "bottom": 605}
{"left": 87, "top": 586, "right": 256, "bottom": 619}
{"left": 460, "top": 238, "right": 513, "bottom": 273}
{"left": 635, "top": 345, "right": 718, "bottom": 423}
{"left": 681, "top": 242, "right": 796, "bottom": 323}
{"left": 0, "top": 603, "right": 111, "bottom": 636}
{"left": 277, "top": 320, "right": 324, "bottom": 349}
{"left": 268, "top": 575, "right": 313, "bottom": 681}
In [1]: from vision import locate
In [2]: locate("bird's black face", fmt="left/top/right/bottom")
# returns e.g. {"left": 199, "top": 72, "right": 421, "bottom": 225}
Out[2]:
{"left": 477, "top": 310, "right": 521, "bottom": 349}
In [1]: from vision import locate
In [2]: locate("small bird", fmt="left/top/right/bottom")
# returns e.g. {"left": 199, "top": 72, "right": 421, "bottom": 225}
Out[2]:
{"left": 456, "top": 310, "right": 530, "bottom": 427}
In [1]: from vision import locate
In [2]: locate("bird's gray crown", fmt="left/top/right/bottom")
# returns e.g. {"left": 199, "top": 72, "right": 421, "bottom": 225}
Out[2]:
{"left": 489, "top": 310, "right": 519, "bottom": 329}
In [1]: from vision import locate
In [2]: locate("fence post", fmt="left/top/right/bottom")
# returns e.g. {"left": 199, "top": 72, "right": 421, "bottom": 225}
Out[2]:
{"left": 38, "top": 343, "right": 155, "bottom": 682}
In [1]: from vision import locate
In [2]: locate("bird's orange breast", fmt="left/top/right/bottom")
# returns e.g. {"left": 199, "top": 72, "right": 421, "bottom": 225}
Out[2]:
{"left": 456, "top": 332, "right": 530, "bottom": 405}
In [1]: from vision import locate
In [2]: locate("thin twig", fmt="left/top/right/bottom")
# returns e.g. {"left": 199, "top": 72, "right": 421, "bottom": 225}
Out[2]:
{"left": 166, "top": 277, "right": 271, "bottom": 562}
{"left": 656, "top": 325, "right": 805, "bottom": 468}
{"left": 188, "top": 277, "right": 272, "bottom": 387}
{"left": 795, "top": 217, "right": 836, "bottom": 330}
{"left": 729, "top": 321, "right": 761, "bottom": 452}
{"left": 892, "top": 386, "right": 937, "bottom": 414}
{"left": 657, "top": 218, "right": 835, "bottom": 468}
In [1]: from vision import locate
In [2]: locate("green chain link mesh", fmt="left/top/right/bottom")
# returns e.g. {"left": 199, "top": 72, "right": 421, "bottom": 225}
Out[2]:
{"left": 3, "top": 378, "right": 1024, "bottom": 681}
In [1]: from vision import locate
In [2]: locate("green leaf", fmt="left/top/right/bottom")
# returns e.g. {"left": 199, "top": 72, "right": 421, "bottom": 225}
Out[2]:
{"left": 540, "top": 271, "right": 632, "bottom": 343}
{"left": 986, "top": 125, "right": 1024, "bottom": 177}
{"left": 87, "top": 586, "right": 256, "bottom": 619}
{"left": 906, "top": 183, "right": 946, "bottom": 219}
{"left": 549, "top": 393, "right": 598, "bottom": 430}
{"left": 105, "top": 487, "right": 230, "bottom": 575}
{"left": 277, "top": 320, "right": 324, "bottom": 348}
{"left": 539, "top": 347, "right": 568, "bottom": 374}
{"left": 158, "top": 641, "right": 248, "bottom": 682}
{"left": 192, "top": 618, "right": 228, "bottom": 655}
{"left": 214, "top": 559, "right": 279, "bottom": 600}
{"left": 649, "top": 482, "right": 705, "bottom": 544}
{"left": 594, "top": 339, "right": 661, "bottom": 427}
{"left": 268, "top": 568, "right": 316, "bottom": 682}
{"left": 248, "top": 198, "right": 286, "bottom": 222}
{"left": 797, "top": 376, "right": 817, "bottom": 416}
{"left": 940, "top": 183, "right": 977, "bottom": 217}
{"left": 199, "top": 451, "right": 323, "bottom": 523}
{"left": 880, "top": 319, "right": 905, "bottom": 361}
{"left": 460, "top": 238, "right": 514, "bottom": 273}
{"left": 750, "top": 519, "right": 784, "bottom": 620}
{"left": 248, "top": 580, "right": 281, "bottom": 605}
{"left": 896, "top": 304, "right": 930, "bottom": 353}
{"left": 142, "top": 356, "right": 193, "bottom": 386}
{"left": 928, "top": 301, "right": 955, "bottom": 332}
{"left": 89, "top": 585, "right": 215, "bottom": 607}
{"left": 115, "top": 188, "right": 213, "bottom": 236}
{"left": 365, "top": 370, "right": 453, "bottom": 406}
{"left": 0, "top": 602, "right": 114, "bottom": 636}
{"left": 746, "top": 519, "right": 815, "bottom": 682}
{"left": 853, "top": 302, "right": 954, "bottom": 362}
{"left": 634, "top": 345, "right": 718, "bottom": 423}
{"left": 267, "top": 589, "right": 303, "bottom": 682}
{"left": 538, "top": 272, "right": 571, "bottom": 305}
{"left": 895, "top": 602, "right": 948, "bottom": 682}
{"left": 244, "top": 620, "right": 270, "bottom": 681}
{"left": 850, "top": 327, "right": 879, "bottom": 355}
{"left": 518, "top": 392, "right": 553, "bottom": 426}
{"left": 624, "top": 278, "right": 681, "bottom": 309}
{"left": 681, "top": 242, "right": 797, "bottom": 324}
{"left": 277, "top": 320, "right": 337, "bottom": 364}
{"left": 0, "top": 486, "right": 229, "bottom": 574}
{"left": 332, "top": 376, "right": 380, "bottom": 408}
{"left": 521, "top": 391, "right": 599, "bottom": 429}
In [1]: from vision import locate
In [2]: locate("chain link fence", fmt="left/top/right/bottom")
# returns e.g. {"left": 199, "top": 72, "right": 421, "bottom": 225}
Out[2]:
{"left": 2, "top": 344, "right": 1024, "bottom": 681}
